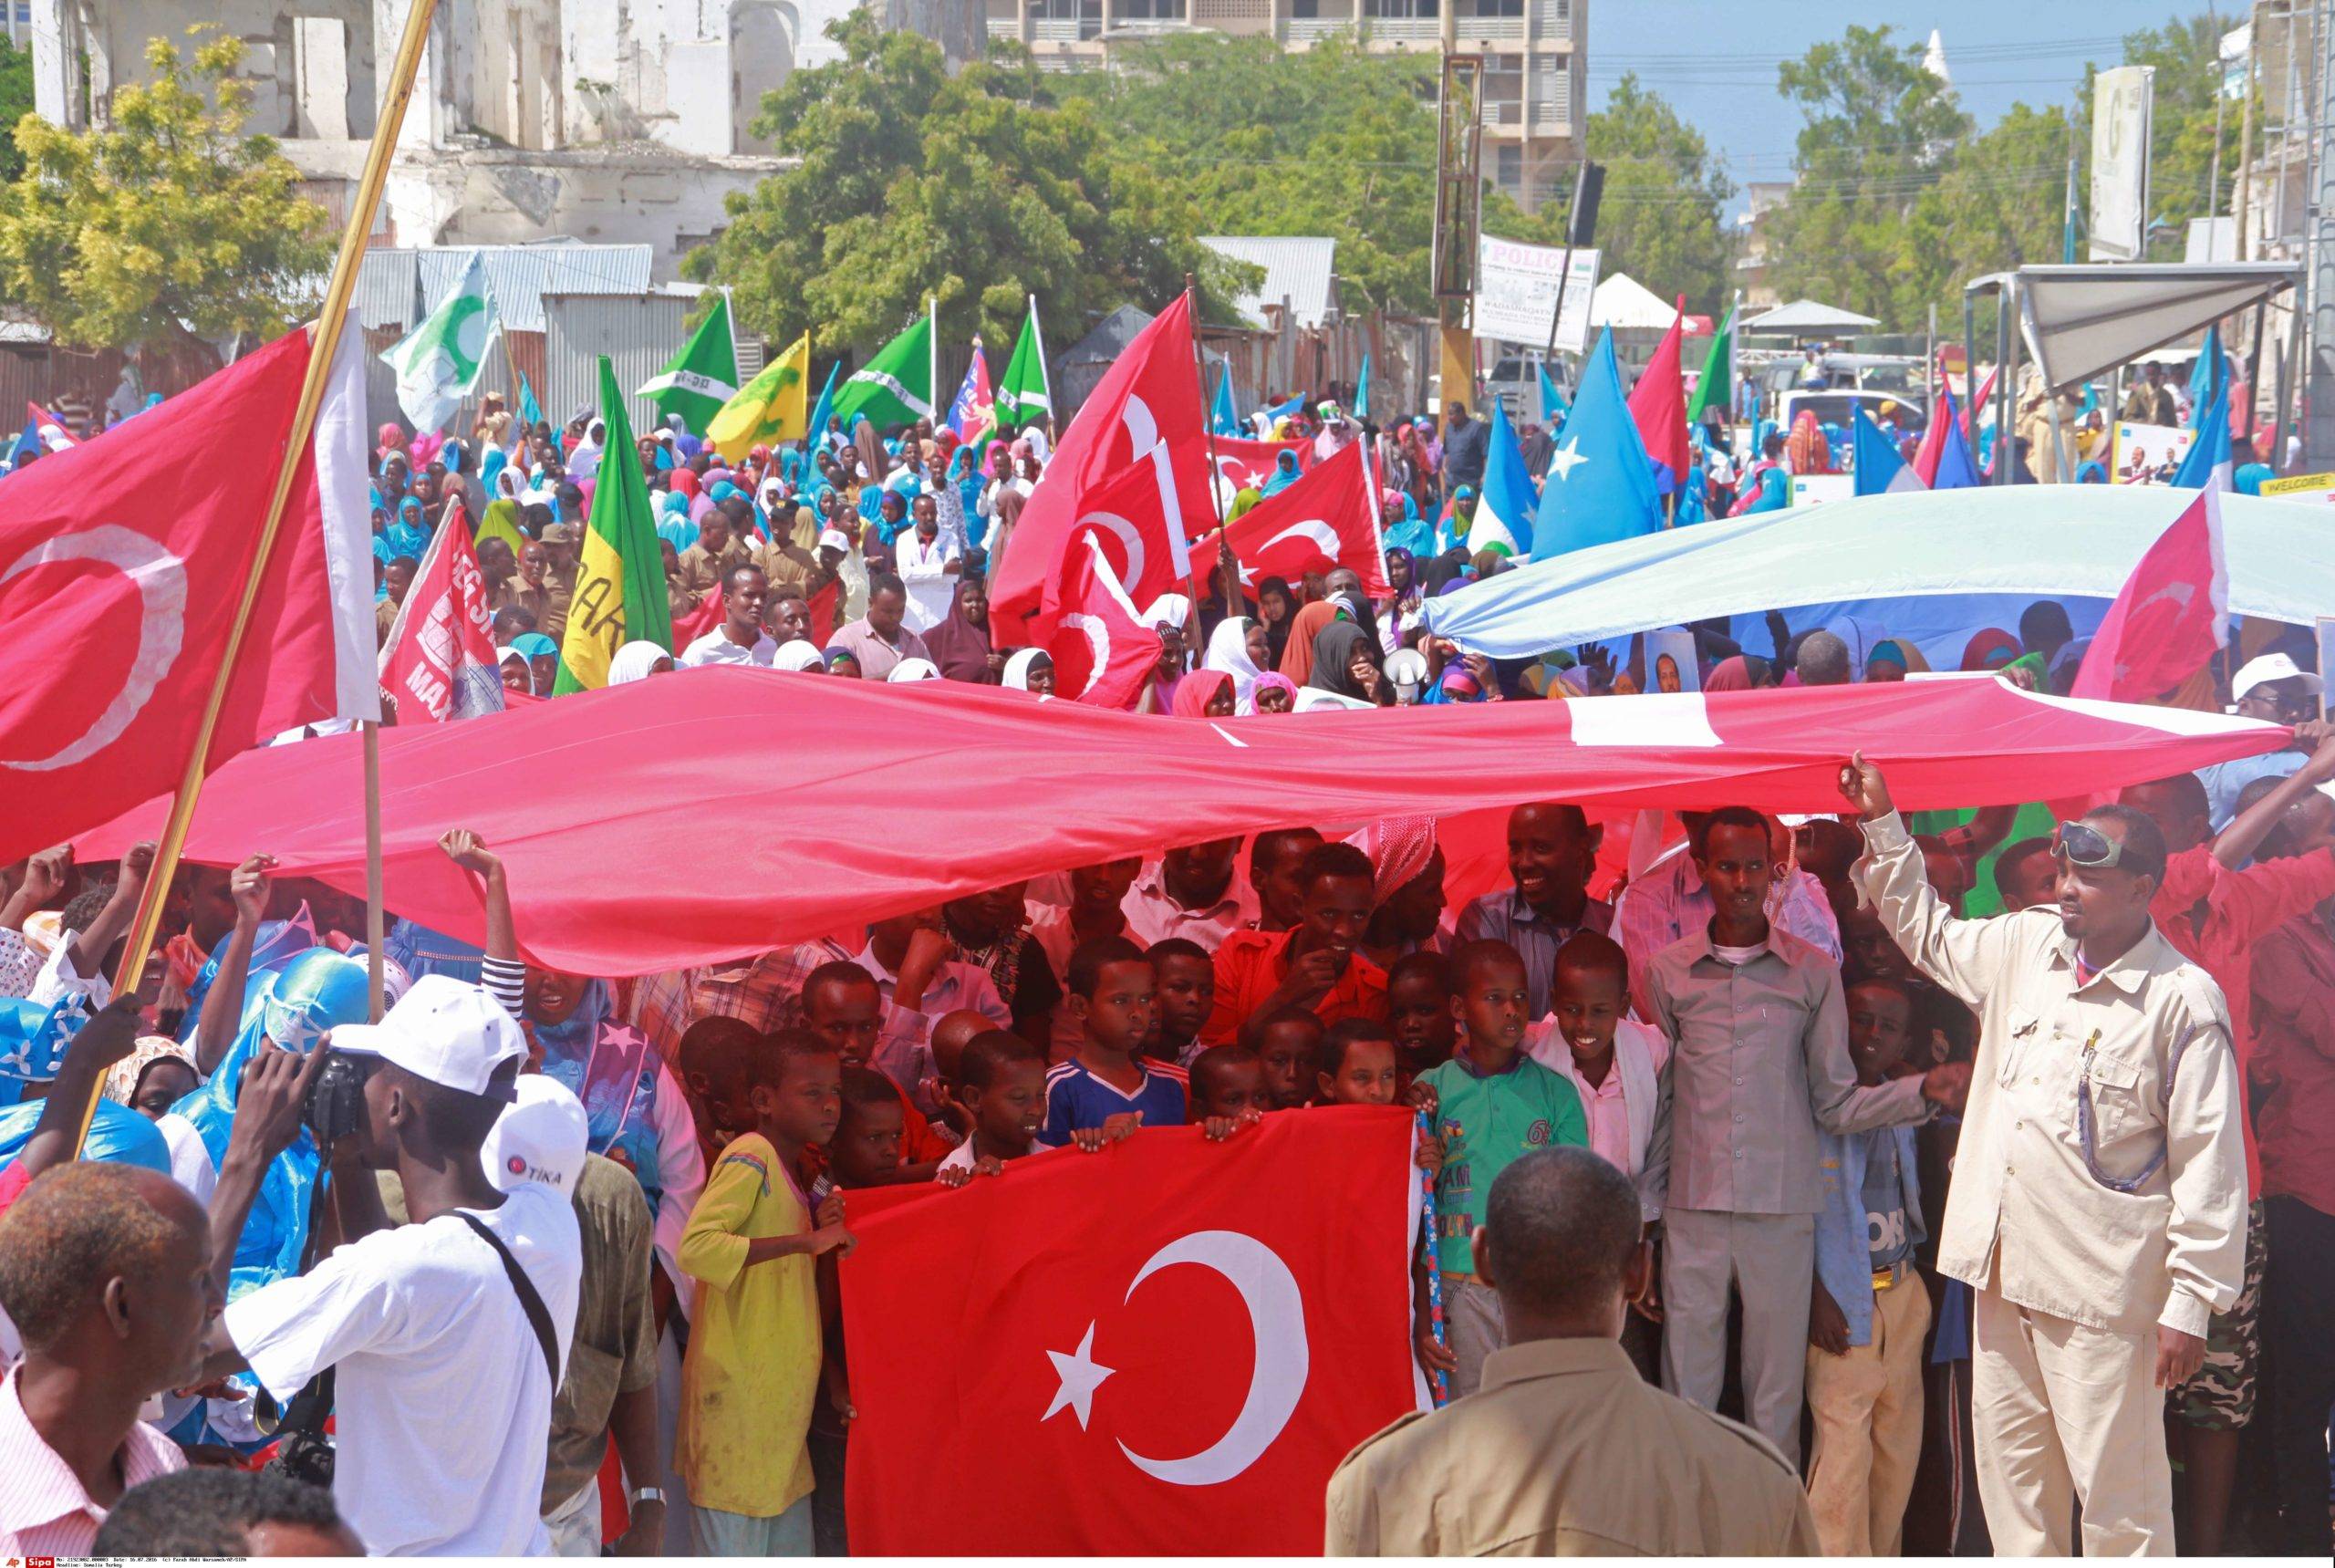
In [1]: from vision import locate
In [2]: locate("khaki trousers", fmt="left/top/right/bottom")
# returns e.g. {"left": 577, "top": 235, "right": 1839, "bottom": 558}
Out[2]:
{"left": 1970, "top": 1285, "right": 2174, "bottom": 1556}
{"left": 1444, "top": 1276, "right": 1508, "bottom": 1399}
{"left": 1806, "top": 1272, "right": 1931, "bottom": 1555}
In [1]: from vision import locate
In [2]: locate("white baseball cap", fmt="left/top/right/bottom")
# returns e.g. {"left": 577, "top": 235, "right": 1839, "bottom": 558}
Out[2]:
{"left": 818, "top": 527, "right": 854, "bottom": 554}
{"left": 2232, "top": 652, "right": 2324, "bottom": 701}
{"left": 483, "top": 1075, "right": 590, "bottom": 1198}
{"left": 328, "top": 974, "right": 526, "bottom": 1096}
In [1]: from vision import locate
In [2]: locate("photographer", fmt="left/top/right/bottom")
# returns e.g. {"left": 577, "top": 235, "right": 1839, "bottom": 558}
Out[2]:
{"left": 193, "top": 978, "right": 583, "bottom": 1556}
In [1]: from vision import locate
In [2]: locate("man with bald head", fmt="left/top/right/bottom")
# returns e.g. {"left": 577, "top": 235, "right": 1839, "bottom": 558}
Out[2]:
{"left": 0, "top": 1161, "right": 213, "bottom": 1555}
{"left": 1456, "top": 803, "right": 1612, "bottom": 1021}
{"left": 1794, "top": 630, "right": 1852, "bottom": 688}
{"left": 1326, "top": 1147, "right": 1817, "bottom": 1554}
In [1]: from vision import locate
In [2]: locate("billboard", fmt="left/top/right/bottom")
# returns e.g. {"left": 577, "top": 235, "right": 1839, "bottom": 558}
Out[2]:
{"left": 2090, "top": 65, "right": 2154, "bottom": 263}
{"left": 1475, "top": 236, "right": 1601, "bottom": 353}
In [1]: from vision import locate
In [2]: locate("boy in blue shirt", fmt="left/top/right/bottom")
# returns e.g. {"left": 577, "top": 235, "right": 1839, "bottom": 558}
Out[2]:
{"left": 1039, "top": 936, "right": 1187, "bottom": 1150}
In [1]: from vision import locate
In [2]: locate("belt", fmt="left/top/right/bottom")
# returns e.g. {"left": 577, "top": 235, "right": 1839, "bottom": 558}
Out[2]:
{"left": 1872, "top": 1260, "right": 1911, "bottom": 1292}
{"left": 1442, "top": 1270, "right": 1486, "bottom": 1287}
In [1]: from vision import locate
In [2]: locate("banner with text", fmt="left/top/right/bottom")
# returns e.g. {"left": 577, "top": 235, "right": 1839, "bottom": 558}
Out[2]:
{"left": 1475, "top": 236, "right": 1601, "bottom": 353}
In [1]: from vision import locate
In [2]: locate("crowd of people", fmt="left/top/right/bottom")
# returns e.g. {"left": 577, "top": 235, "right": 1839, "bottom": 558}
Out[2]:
{"left": 1, "top": 365, "right": 2332, "bottom": 1563}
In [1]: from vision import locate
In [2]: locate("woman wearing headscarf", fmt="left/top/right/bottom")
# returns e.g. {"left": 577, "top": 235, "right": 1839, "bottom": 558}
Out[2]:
{"left": 497, "top": 646, "right": 532, "bottom": 693}
{"left": 1001, "top": 648, "right": 1055, "bottom": 694}
{"left": 1203, "top": 616, "right": 1269, "bottom": 713}
{"left": 1377, "top": 547, "right": 1424, "bottom": 658}
{"left": 512, "top": 630, "right": 559, "bottom": 695}
{"left": 888, "top": 657, "right": 940, "bottom": 683}
{"left": 375, "top": 494, "right": 430, "bottom": 566}
{"left": 1278, "top": 598, "right": 1342, "bottom": 686}
{"left": 1959, "top": 628, "right": 2023, "bottom": 673}
{"left": 1701, "top": 654, "right": 1771, "bottom": 691}
{"left": 1262, "top": 449, "right": 1304, "bottom": 496}
{"left": 773, "top": 639, "right": 826, "bottom": 673}
{"left": 825, "top": 646, "right": 865, "bottom": 679}
{"left": 1170, "top": 669, "right": 1238, "bottom": 718}
{"left": 1863, "top": 638, "right": 1930, "bottom": 682}
{"left": 1306, "top": 618, "right": 1390, "bottom": 706}
{"left": 1380, "top": 490, "right": 1432, "bottom": 562}
{"left": 376, "top": 421, "right": 407, "bottom": 462}
{"left": 1136, "top": 595, "right": 1193, "bottom": 713}
{"left": 608, "top": 640, "right": 674, "bottom": 684}
{"left": 922, "top": 576, "right": 998, "bottom": 683}
{"left": 1255, "top": 576, "right": 1297, "bottom": 668}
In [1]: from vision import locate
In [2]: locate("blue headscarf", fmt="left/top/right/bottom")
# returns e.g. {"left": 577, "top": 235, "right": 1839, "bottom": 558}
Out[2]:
{"left": 0, "top": 1097, "right": 169, "bottom": 1173}
{"left": 1263, "top": 451, "right": 1303, "bottom": 496}
{"left": 524, "top": 978, "right": 668, "bottom": 1203}
{"left": 512, "top": 631, "right": 557, "bottom": 659}
{"left": 374, "top": 495, "right": 429, "bottom": 566}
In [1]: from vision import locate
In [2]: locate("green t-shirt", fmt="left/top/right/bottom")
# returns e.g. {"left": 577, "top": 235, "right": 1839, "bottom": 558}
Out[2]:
{"left": 1420, "top": 1051, "right": 1589, "bottom": 1274}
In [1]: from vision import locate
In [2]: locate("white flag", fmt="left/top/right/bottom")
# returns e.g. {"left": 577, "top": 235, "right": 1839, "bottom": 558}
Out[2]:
{"left": 380, "top": 252, "right": 501, "bottom": 433}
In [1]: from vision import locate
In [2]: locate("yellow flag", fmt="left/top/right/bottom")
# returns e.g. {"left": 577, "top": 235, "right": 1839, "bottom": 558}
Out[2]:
{"left": 709, "top": 330, "right": 810, "bottom": 462}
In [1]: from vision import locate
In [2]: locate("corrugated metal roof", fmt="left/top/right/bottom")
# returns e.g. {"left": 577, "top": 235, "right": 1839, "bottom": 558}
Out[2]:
{"left": 355, "top": 249, "right": 420, "bottom": 330}
{"left": 542, "top": 292, "right": 692, "bottom": 434}
{"left": 1199, "top": 236, "right": 1339, "bottom": 330}
{"left": 403, "top": 244, "right": 656, "bottom": 334}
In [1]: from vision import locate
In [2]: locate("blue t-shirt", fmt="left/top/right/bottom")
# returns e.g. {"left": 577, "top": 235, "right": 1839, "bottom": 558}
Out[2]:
{"left": 1038, "top": 1058, "right": 1188, "bottom": 1147}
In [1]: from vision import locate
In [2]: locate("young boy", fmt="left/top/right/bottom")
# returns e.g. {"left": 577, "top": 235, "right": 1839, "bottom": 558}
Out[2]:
{"left": 1188, "top": 1044, "right": 1269, "bottom": 1122}
{"left": 817, "top": 1066, "right": 906, "bottom": 1193}
{"left": 1385, "top": 950, "right": 1455, "bottom": 1081}
{"left": 1525, "top": 930, "right": 1668, "bottom": 1378}
{"left": 1253, "top": 1004, "right": 1327, "bottom": 1110}
{"left": 805, "top": 1066, "right": 899, "bottom": 1554}
{"left": 1805, "top": 976, "right": 1929, "bottom": 1558}
{"left": 1413, "top": 939, "right": 1590, "bottom": 1398}
{"left": 938, "top": 1031, "right": 1049, "bottom": 1186}
{"left": 676, "top": 1029, "right": 856, "bottom": 1555}
{"left": 1317, "top": 1018, "right": 1403, "bottom": 1106}
{"left": 1039, "top": 936, "right": 1187, "bottom": 1151}
{"left": 1147, "top": 937, "right": 1216, "bottom": 1067}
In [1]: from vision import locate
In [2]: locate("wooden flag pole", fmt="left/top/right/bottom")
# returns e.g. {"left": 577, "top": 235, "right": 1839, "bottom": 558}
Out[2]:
{"left": 77, "top": 0, "right": 444, "bottom": 1156}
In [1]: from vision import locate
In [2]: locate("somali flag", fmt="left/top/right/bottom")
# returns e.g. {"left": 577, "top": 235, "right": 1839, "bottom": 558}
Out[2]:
{"left": 1852, "top": 409, "right": 1925, "bottom": 496}
{"left": 1211, "top": 365, "right": 1242, "bottom": 437}
{"left": 2187, "top": 325, "right": 2226, "bottom": 431}
{"left": 1531, "top": 328, "right": 1663, "bottom": 556}
{"left": 1468, "top": 397, "right": 1539, "bottom": 558}
{"left": 1539, "top": 365, "right": 1570, "bottom": 428}
{"left": 2174, "top": 385, "right": 2233, "bottom": 492}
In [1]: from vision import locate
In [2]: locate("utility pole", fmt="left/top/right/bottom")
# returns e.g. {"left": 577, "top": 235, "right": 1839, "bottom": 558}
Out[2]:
{"left": 2308, "top": 0, "right": 2335, "bottom": 464}
{"left": 1431, "top": 50, "right": 1484, "bottom": 432}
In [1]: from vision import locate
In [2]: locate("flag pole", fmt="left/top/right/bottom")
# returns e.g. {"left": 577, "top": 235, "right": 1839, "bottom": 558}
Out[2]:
{"left": 1028, "top": 294, "right": 1052, "bottom": 422}
{"left": 362, "top": 722, "right": 387, "bottom": 1021}
{"left": 929, "top": 294, "right": 939, "bottom": 428}
{"left": 1185, "top": 276, "right": 1229, "bottom": 640}
{"left": 77, "top": 0, "right": 443, "bottom": 1156}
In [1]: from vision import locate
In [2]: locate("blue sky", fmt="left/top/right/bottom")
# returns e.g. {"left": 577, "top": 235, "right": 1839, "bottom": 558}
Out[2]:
{"left": 1589, "top": 2, "right": 2219, "bottom": 206}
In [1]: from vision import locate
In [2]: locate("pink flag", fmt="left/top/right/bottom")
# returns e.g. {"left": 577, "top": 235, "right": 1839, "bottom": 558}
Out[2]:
{"left": 1626, "top": 300, "right": 1690, "bottom": 493}
{"left": 379, "top": 501, "right": 506, "bottom": 722}
{"left": 2070, "top": 488, "right": 2229, "bottom": 703}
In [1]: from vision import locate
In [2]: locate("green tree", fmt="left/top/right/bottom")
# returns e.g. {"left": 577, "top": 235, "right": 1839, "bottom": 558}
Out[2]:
{"left": 1907, "top": 102, "right": 2077, "bottom": 309}
{"left": 0, "top": 27, "right": 330, "bottom": 358}
{"left": 2088, "top": 15, "right": 2240, "bottom": 255}
{"left": 691, "top": 10, "right": 1227, "bottom": 357}
{"left": 1486, "top": 73, "right": 1736, "bottom": 315}
{"left": 1764, "top": 24, "right": 1973, "bottom": 326}
{"left": 0, "top": 38, "right": 35, "bottom": 184}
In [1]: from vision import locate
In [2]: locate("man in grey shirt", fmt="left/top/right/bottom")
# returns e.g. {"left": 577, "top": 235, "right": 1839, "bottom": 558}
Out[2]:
{"left": 1642, "top": 806, "right": 1970, "bottom": 1457}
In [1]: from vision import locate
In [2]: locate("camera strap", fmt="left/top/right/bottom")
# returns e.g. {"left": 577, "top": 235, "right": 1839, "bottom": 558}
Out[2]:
{"left": 454, "top": 1211, "right": 562, "bottom": 1387}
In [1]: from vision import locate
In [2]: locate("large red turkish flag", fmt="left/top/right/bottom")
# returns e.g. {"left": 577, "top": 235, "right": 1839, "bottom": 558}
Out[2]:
{"left": 1211, "top": 435, "right": 1313, "bottom": 505}
{"left": 2070, "top": 486, "right": 2229, "bottom": 703}
{"left": 1220, "top": 440, "right": 1389, "bottom": 596}
{"left": 1047, "top": 530, "right": 1164, "bottom": 710}
{"left": 1048, "top": 452, "right": 1191, "bottom": 618}
{"left": 841, "top": 1108, "right": 1421, "bottom": 1555}
{"left": 0, "top": 320, "right": 376, "bottom": 862}
{"left": 991, "top": 294, "right": 1214, "bottom": 628}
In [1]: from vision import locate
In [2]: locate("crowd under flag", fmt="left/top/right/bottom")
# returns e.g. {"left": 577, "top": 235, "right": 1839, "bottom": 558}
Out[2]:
{"left": 1211, "top": 364, "right": 1243, "bottom": 438}
{"left": 1531, "top": 328, "right": 1663, "bottom": 556}
{"left": 2174, "top": 384, "right": 2233, "bottom": 492}
{"left": 709, "top": 330, "right": 811, "bottom": 462}
{"left": 947, "top": 337, "right": 997, "bottom": 445}
{"left": 831, "top": 314, "right": 936, "bottom": 431}
{"left": 555, "top": 356, "right": 673, "bottom": 693}
{"left": 995, "top": 297, "right": 1052, "bottom": 428}
{"left": 1468, "top": 397, "right": 1538, "bottom": 559}
{"left": 1852, "top": 409, "right": 1925, "bottom": 497}
{"left": 1685, "top": 300, "right": 1736, "bottom": 430}
{"left": 1626, "top": 299, "right": 1690, "bottom": 495}
{"left": 1538, "top": 364, "right": 1569, "bottom": 429}
{"left": 380, "top": 251, "right": 501, "bottom": 433}
{"left": 2070, "top": 486, "right": 2229, "bottom": 703}
{"left": 638, "top": 293, "right": 742, "bottom": 434}
{"left": 2187, "top": 324, "right": 2226, "bottom": 431}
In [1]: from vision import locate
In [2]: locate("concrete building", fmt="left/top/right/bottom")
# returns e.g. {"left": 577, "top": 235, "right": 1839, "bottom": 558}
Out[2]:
{"left": 991, "top": 0, "right": 1583, "bottom": 212}
{"left": 27, "top": 1, "right": 981, "bottom": 279}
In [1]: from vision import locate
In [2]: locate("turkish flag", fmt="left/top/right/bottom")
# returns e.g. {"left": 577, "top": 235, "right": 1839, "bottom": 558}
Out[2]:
{"left": 991, "top": 294, "right": 1215, "bottom": 628}
{"left": 2070, "top": 487, "right": 2229, "bottom": 702}
{"left": 669, "top": 584, "right": 721, "bottom": 649}
{"left": 1220, "top": 440, "right": 1388, "bottom": 596}
{"left": 1047, "top": 531, "right": 1164, "bottom": 710}
{"left": 0, "top": 319, "right": 376, "bottom": 862}
{"left": 1627, "top": 299, "right": 1690, "bottom": 494}
{"left": 379, "top": 500, "right": 505, "bottom": 723}
{"left": 841, "top": 1108, "right": 1421, "bottom": 1554}
{"left": 1212, "top": 435, "right": 1313, "bottom": 505}
{"left": 1048, "top": 452, "right": 1191, "bottom": 619}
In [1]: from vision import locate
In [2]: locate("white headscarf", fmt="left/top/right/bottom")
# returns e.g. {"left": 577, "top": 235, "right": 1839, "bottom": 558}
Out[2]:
{"left": 1142, "top": 593, "right": 1192, "bottom": 631}
{"left": 1204, "top": 616, "right": 1265, "bottom": 715}
{"left": 888, "top": 657, "right": 940, "bottom": 683}
{"left": 1001, "top": 648, "right": 1050, "bottom": 691}
{"left": 607, "top": 640, "right": 670, "bottom": 685}
{"left": 773, "top": 639, "right": 825, "bottom": 672}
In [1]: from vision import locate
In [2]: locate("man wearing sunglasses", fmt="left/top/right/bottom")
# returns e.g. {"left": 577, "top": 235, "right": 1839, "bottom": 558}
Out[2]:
{"left": 2195, "top": 653, "right": 2323, "bottom": 830}
{"left": 1842, "top": 754, "right": 2246, "bottom": 1557}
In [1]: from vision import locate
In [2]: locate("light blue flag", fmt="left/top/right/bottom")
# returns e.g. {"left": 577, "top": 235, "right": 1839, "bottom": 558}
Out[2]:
{"left": 1470, "top": 398, "right": 1538, "bottom": 557}
{"left": 2186, "top": 326, "right": 2225, "bottom": 431}
{"left": 1265, "top": 392, "right": 1305, "bottom": 425}
{"left": 805, "top": 358, "right": 844, "bottom": 449}
{"left": 1211, "top": 365, "right": 1242, "bottom": 437}
{"left": 1531, "top": 329, "right": 1663, "bottom": 556}
{"left": 1930, "top": 386, "right": 1981, "bottom": 491}
{"left": 2174, "top": 385, "right": 2232, "bottom": 491}
{"left": 1852, "top": 409, "right": 1925, "bottom": 497}
{"left": 517, "top": 371, "right": 545, "bottom": 429}
{"left": 1354, "top": 354, "right": 1372, "bottom": 421}
{"left": 1539, "top": 365, "right": 1570, "bottom": 428}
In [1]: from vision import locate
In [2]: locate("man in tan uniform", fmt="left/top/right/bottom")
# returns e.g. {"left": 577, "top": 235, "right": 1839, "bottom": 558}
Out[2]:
{"left": 1325, "top": 1147, "right": 1818, "bottom": 1556}
{"left": 1844, "top": 756, "right": 2246, "bottom": 1555}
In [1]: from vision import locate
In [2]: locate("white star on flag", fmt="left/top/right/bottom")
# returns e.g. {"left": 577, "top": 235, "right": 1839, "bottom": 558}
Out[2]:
{"left": 1547, "top": 437, "right": 1590, "bottom": 482}
{"left": 1043, "top": 1323, "right": 1116, "bottom": 1429}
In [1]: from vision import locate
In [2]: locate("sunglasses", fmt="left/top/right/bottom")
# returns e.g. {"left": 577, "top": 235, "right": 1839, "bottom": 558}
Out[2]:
{"left": 2052, "top": 820, "right": 2163, "bottom": 880}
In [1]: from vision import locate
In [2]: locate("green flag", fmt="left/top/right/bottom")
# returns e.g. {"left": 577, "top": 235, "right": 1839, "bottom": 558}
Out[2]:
{"left": 830, "top": 315, "right": 934, "bottom": 431}
{"left": 556, "top": 357, "right": 673, "bottom": 693}
{"left": 1686, "top": 301, "right": 1735, "bottom": 428}
{"left": 380, "top": 251, "right": 500, "bottom": 433}
{"left": 995, "top": 298, "right": 1051, "bottom": 427}
{"left": 637, "top": 294, "right": 740, "bottom": 433}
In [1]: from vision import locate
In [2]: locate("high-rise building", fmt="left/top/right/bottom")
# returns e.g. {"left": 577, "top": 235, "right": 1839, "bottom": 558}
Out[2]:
{"left": 991, "top": 0, "right": 1584, "bottom": 211}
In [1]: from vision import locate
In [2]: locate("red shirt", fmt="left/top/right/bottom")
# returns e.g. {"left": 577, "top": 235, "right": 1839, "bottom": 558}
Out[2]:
{"left": 2151, "top": 843, "right": 2335, "bottom": 1195}
{"left": 1200, "top": 928, "right": 1388, "bottom": 1048}
{"left": 2247, "top": 909, "right": 2335, "bottom": 1217}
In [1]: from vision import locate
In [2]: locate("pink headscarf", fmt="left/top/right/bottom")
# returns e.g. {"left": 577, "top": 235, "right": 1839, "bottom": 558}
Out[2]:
{"left": 1170, "top": 670, "right": 1234, "bottom": 718}
{"left": 1344, "top": 815, "right": 1440, "bottom": 908}
{"left": 1252, "top": 671, "right": 1299, "bottom": 710}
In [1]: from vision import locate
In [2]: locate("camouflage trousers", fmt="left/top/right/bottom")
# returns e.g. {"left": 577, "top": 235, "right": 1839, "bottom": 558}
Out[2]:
{"left": 2174, "top": 1199, "right": 2266, "bottom": 1431}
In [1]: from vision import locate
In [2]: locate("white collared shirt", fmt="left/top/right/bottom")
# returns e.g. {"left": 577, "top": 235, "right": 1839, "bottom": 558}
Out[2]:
{"left": 1119, "top": 864, "right": 1260, "bottom": 952}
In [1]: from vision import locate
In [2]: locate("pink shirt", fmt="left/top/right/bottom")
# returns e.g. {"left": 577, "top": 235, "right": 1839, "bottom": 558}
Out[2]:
{"left": 0, "top": 1365, "right": 184, "bottom": 1557}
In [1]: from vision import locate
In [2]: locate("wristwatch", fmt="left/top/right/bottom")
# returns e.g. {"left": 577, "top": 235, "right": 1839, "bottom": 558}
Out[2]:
{"left": 630, "top": 1487, "right": 666, "bottom": 1508}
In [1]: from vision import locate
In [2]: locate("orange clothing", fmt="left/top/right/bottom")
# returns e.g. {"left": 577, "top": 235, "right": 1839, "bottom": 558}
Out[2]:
{"left": 801, "top": 1076, "right": 956, "bottom": 1181}
{"left": 1200, "top": 928, "right": 1389, "bottom": 1047}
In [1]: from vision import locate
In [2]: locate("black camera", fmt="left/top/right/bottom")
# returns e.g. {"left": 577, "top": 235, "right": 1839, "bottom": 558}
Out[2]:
{"left": 301, "top": 1047, "right": 374, "bottom": 1147}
